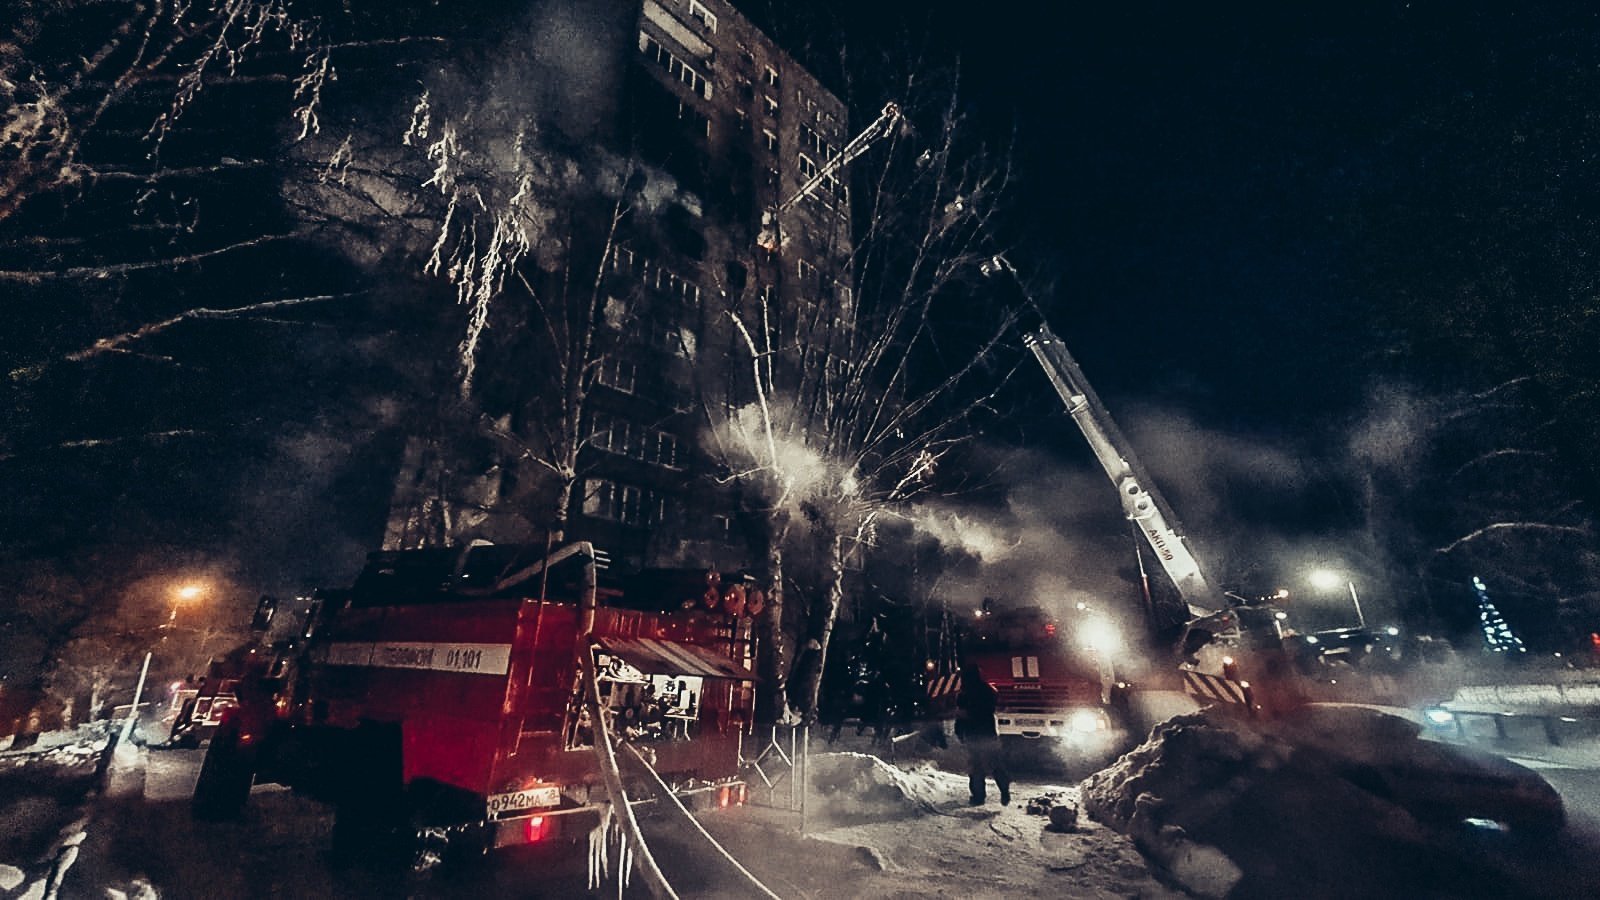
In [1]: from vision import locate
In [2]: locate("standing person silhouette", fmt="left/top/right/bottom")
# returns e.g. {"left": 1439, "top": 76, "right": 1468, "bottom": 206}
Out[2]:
{"left": 954, "top": 664, "right": 1010, "bottom": 806}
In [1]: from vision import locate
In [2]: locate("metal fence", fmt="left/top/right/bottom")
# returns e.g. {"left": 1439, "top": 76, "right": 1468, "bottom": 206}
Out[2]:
{"left": 741, "top": 723, "right": 809, "bottom": 815}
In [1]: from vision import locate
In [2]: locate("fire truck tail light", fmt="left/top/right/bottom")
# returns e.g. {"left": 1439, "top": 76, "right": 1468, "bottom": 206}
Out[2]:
{"left": 523, "top": 815, "right": 548, "bottom": 843}
{"left": 717, "top": 786, "right": 731, "bottom": 808}
{"left": 737, "top": 783, "right": 747, "bottom": 805}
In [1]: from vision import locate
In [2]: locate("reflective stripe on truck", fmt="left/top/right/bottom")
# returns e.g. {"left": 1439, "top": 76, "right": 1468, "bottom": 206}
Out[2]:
{"left": 315, "top": 641, "right": 513, "bottom": 675}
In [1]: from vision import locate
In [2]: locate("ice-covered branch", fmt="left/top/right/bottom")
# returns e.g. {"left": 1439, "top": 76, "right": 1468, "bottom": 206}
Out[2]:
{"left": 0, "top": 430, "right": 205, "bottom": 464}
{"left": 57, "top": 292, "right": 361, "bottom": 364}
{"left": 1435, "top": 522, "right": 1589, "bottom": 555}
{"left": 0, "top": 231, "right": 306, "bottom": 284}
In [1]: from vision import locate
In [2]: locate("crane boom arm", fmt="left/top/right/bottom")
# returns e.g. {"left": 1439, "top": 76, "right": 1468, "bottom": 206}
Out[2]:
{"left": 772, "top": 102, "right": 901, "bottom": 216}
{"left": 1024, "top": 325, "right": 1217, "bottom": 617}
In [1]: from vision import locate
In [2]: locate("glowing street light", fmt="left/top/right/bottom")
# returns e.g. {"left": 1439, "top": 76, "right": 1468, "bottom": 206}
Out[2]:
{"left": 167, "top": 581, "right": 206, "bottom": 629}
{"left": 124, "top": 579, "right": 209, "bottom": 744}
{"left": 1308, "top": 569, "right": 1366, "bottom": 628}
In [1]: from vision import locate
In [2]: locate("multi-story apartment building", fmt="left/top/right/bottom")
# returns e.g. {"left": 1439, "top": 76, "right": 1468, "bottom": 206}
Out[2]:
{"left": 384, "top": 0, "right": 855, "bottom": 576}
{"left": 582, "top": 0, "right": 855, "bottom": 572}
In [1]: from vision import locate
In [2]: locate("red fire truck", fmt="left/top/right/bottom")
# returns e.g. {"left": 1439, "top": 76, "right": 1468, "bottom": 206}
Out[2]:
{"left": 963, "top": 600, "right": 1123, "bottom": 759}
{"left": 191, "top": 541, "right": 757, "bottom": 869}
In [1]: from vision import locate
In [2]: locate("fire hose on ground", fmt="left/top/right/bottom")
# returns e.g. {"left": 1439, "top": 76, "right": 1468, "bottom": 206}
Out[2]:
{"left": 580, "top": 647, "right": 677, "bottom": 900}
{"left": 619, "top": 740, "right": 784, "bottom": 900}
{"left": 581, "top": 646, "right": 785, "bottom": 900}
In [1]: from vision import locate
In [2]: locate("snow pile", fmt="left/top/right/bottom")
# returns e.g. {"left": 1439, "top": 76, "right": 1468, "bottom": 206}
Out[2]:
{"left": 0, "top": 724, "right": 112, "bottom": 770}
{"left": 806, "top": 752, "right": 963, "bottom": 824}
{"left": 1081, "top": 705, "right": 1574, "bottom": 899}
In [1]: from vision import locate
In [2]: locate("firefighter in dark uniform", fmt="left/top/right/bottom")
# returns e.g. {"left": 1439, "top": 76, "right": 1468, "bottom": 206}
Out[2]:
{"left": 954, "top": 664, "right": 1010, "bottom": 806}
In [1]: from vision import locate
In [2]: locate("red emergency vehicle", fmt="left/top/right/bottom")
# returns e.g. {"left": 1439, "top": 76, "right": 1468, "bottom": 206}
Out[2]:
{"left": 963, "top": 601, "right": 1120, "bottom": 755}
{"left": 192, "top": 541, "right": 757, "bottom": 867}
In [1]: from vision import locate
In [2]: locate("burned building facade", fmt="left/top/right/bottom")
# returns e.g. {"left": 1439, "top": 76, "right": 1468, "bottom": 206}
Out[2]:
{"left": 382, "top": 0, "right": 855, "bottom": 575}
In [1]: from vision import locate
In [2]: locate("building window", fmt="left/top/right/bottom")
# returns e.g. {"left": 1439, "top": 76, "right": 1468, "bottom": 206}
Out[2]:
{"left": 639, "top": 31, "right": 712, "bottom": 100}
{"left": 763, "top": 65, "right": 780, "bottom": 88}
{"left": 762, "top": 128, "right": 778, "bottom": 154}
{"left": 800, "top": 123, "right": 836, "bottom": 160}
{"left": 597, "top": 356, "right": 637, "bottom": 394}
{"left": 656, "top": 432, "right": 680, "bottom": 468}
{"left": 822, "top": 172, "right": 842, "bottom": 204}
{"left": 676, "top": 100, "right": 711, "bottom": 137}
{"left": 610, "top": 245, "right": 637, "bottom": 275}
{"left": 797, "top": 258, "right": 817, "bottom": 283}
{"left": 592, "top": 414, "right": 681, "bottom": 470}
{"left": 687, "top": 0, "right": 717, "bottom": 32}
{"left": 613, "top": 246, "right": 701, "bottom": 307}
{"left": 583, "top": 479, "right": 662, "bottom": 526}
{"left": 798, "top": 153, "right": 818, "bottom": 180}
{"left": 763, "top": 95, "right": 779, "bottom": 117}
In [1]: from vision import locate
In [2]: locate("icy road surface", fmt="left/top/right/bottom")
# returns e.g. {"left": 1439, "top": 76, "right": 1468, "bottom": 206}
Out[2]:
{"left": 59, "top": 739, "right": 1179, "bottom": 899}
{"left": 36, "top": 705, "right": 1600, "bottom": 900}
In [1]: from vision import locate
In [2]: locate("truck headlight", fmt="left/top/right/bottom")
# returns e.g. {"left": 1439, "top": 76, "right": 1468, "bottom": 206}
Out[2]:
{"left": 1077, "top": 619, "right": 1121, "bottom": 656}
{"left": 1424, "top": 707, "right": 1455, "bottom": 726}
{"left": 1068, "top": 709, "right": 1107, "bottom": 734}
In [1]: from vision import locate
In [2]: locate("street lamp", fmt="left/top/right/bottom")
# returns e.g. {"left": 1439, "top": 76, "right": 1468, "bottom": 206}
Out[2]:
{"left": 121, "top": 581, "right": 207, "bottom": 744}
{"left": 1308, "top": 569, "right": 1366, "bottom": 629}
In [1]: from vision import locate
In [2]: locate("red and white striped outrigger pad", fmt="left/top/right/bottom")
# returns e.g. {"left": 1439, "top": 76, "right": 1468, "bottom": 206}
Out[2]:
{"left": 925, "top": 672, "right": 960, "bottom": 699}
{"left": 1182, "top": 669, "right": 1250, "bottom": 706}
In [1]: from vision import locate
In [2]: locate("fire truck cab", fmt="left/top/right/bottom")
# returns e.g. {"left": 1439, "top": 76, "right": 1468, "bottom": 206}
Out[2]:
{"left": 192, "top": 541, "right": 757, "bottom": 868}
{"left": 963, "top": 601, "right": 1119, "bottom": 753}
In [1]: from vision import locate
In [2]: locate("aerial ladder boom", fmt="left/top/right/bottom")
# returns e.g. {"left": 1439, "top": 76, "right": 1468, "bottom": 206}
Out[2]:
{"left": 775, "top": 102, "right": 901, "bottom": 216}
{"left": 758, "top": 102, "right": 902, "bottom": 250}
{"left": 1024, "top": 325, "right": 1218, "bottom": 618}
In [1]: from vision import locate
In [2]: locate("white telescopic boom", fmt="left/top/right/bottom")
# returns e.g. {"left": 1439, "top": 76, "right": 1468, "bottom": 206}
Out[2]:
{"left": 1024, "top": 325, "right": 1217, "bottom": 617}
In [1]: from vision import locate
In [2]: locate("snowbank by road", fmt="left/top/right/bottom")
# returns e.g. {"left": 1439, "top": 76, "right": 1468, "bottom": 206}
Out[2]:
{"left": 1082, "top": 705, "right": 1592, "bottom": 899}
{"left": 0, "top": 724, "right": 111, "bottom": 900}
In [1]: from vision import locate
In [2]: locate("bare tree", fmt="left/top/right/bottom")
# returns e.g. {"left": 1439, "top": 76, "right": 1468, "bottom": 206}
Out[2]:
{"left": 1351, "top": 378, "right": 1600, "bottom": 649}
{"left": 703, "top": 63, "right": 1022, "bottom": 721}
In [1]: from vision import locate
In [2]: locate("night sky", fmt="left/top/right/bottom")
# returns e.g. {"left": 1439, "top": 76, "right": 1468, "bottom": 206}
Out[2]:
{"left": 816, "top": 0, "right": 1501, "bottom": 411}
{"left": 777, "top": 0, "right": 1600, "bottom": 638}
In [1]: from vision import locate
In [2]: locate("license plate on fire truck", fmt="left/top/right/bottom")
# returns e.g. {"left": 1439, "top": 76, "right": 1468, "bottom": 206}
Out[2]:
{"left": 487, "top": 786, "right": 560, "bottom": 818}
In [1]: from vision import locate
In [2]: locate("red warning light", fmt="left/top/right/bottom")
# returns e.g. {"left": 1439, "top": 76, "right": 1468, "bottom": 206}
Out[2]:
{"left": 524, "top": 815, "right": 548, "bottom": 843}
{"left": 1043, "top": 623, "right": 1057, "bottom": 638}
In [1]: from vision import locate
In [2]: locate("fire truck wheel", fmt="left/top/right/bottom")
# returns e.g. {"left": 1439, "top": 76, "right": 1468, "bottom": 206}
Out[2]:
{"left": 329, "top": 722, "right": 410, "bottom": 869}
{"left": 191, "top": 723, "right": 254, "bottom": 820}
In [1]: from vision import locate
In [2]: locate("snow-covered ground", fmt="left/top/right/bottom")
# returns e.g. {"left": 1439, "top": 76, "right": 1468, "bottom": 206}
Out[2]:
{"left": 6, "top": 703, "right": 1600, "bottom": 899}
{"left": 0, "top": 723, "right": 110, "bottom": 900}
{"left": 700, "top": 751, "right": 1185, "bottom": 899}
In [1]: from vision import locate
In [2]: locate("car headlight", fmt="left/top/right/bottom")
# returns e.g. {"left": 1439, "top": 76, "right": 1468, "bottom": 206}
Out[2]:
{"left": 1424, "top": 707, "right": 1455, "bottom": 726}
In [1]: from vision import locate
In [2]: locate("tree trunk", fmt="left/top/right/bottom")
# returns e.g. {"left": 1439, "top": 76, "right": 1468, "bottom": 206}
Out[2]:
{"left": 756, "top": 532, "right": 792, "bottom": 723}
{"left": 799, "top": 532, "right": 846, "bottom": 723}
